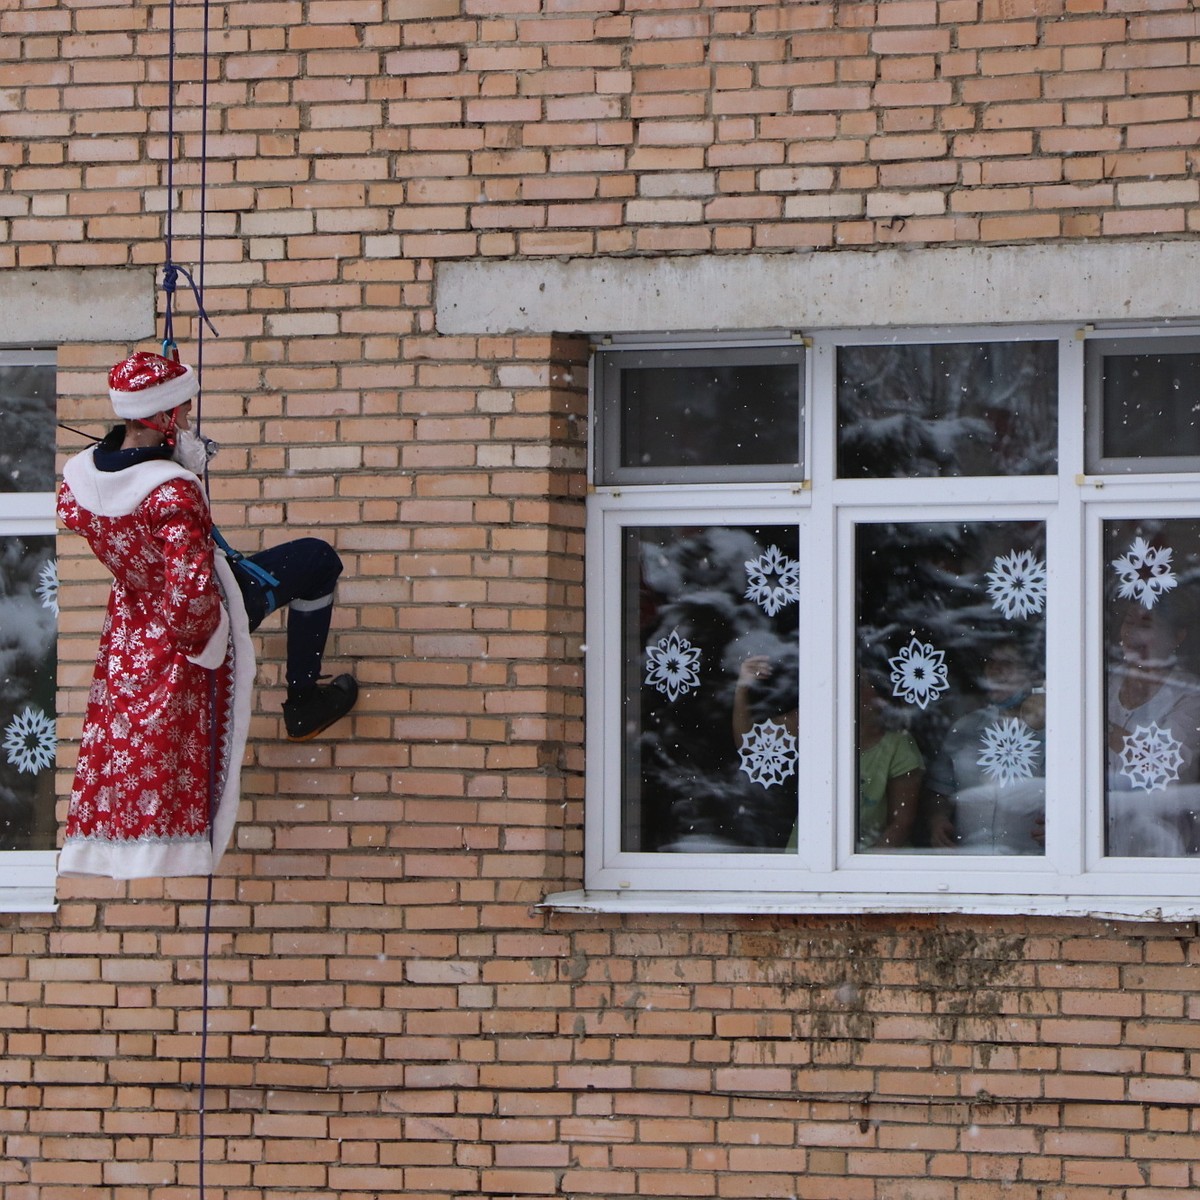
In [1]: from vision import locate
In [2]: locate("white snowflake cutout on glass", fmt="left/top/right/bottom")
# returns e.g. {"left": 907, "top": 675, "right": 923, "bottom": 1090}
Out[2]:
{"left": 1119, "top": 722, "right": 1184, "bottom": 792}
{"left": 744, "top": 545, "right": 801, "bottom": 617}
{"left": 977, "top": 717, "right": 1041, "bottom": 787}
{"left": 985, "top": 549, "right": 1047, "bottom": 621}
{"left": 738, "top": 718, "right": 798, "bottom": 789}
{"left": 888, "top": 638, "right": 950, "bottom": 710}
{"left": 3, "top": 705, "right": 57, "bottom": 775}
{"left": 1111, "top": 536, "right": 1178, "bottom": 610}
{"left": 644, "top": 628, "right": 702, "bottom": 702}
{"left": 36, "top": 558, "right": 59, "bottom": 618}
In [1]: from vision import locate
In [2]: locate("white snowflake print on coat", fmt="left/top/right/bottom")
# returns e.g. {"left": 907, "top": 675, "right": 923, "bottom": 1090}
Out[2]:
{"left": 644, "top": 629, "right": 702, "bottom": 702}
{"left": 888, "top": 638, "right": 950, "bottom": 710}
{"left": 738, "top": 719, "right": 798, "bottom": 789}
{"left": 744, "top": 545, "right": 801, "bottom": 617}
{"left": 986, "top": 549, "right": 1047, "bottom": 621}
{"left": 3, "top": 705, "right": 57, "bottom": 775}
{"left": 1111, "top": 537, "right": 1178, "bottom": 610}
{"left": 977, "top": 717, "right": 1041, "bottom": 787}
{"left": 1119, "top": 722, "right": 1184, "bottom": 792}
{"left": 36, "top": 558, "right": 59, "bottom": 618}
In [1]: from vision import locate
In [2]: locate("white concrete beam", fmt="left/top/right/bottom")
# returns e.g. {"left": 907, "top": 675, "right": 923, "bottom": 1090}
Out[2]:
{"left": 437, "top": 239, "right": 1200, "bottom": 335}
{"left": 1, "top": 268, "right": 156, "bottom": 344}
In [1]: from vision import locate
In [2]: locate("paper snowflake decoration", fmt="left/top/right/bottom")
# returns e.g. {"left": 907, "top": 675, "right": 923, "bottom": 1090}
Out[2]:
{"left": 977, "top": 717, "right": 1041, "bottom": 787}
{"left": 738, "top": 718, "right": 798, "bottom": 789}
{"left": 1111, "top": 537, "right": 1178, "bottom": 610}
{"left": 1119, "top": 722, "right": 1184, "bottom": 792}
{"left": 744, "top": 545, "right": 801, "bottom": 617}
{"left": 644, "top": 629, "right": 702, "bottom": 702}
{"left": 888, "top": 638, "right": 949, "bottom": 710}
{"left": 3, "top": 706, "right": 57, "bottom": 775}
{"left": 986, "top": 549, "right": 1047, "bottom": 621}
{"left": 36, "top": 558, "right": 59, "bottom": 618}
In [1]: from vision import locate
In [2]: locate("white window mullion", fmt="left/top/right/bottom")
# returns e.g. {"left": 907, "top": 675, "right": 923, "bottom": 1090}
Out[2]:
{"left": 1043, "top": 332, "right": 1088, "bottom": 877}
{"left": 803, "top": 340, "right": 838, "bottom": 873}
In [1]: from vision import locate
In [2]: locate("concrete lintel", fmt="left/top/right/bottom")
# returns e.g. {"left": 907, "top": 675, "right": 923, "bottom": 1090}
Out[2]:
{"left": 1, "top": 268, "right": 156, "bottom": 345}
{"left": 436, "top": 239, "right": 1200, "bottom": 335}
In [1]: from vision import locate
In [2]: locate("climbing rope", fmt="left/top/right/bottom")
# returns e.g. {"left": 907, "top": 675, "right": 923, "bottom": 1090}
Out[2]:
{"left": 160, "top": 0, "right": 218, "bottom": 1194}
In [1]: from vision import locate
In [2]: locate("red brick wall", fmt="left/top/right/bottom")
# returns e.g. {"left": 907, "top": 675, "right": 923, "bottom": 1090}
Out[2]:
{"left": 5, "top": 0, "right": 1200, "bottom": 1196}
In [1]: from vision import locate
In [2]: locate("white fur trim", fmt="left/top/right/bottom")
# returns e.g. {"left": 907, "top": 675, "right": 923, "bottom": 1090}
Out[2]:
{"left": 62, "top": 447, "right": 203, "bottom": 518}
{"left": 58, "top": 836, "right": 220, "bottom": 880}
{"left": 209, "top": 553, "right": 256, "bottom": 871}
{"left": 110, "top": 363, "right": 199, "bottom": 419}
{"left": 186, "top": 602, "right": 230, "bottom": 669}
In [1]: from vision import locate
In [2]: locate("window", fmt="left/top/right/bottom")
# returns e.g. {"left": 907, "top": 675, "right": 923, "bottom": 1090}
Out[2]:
{"left": 579, "top": 325, "right": 1200, "bottom": 916}
{"left": 1, "top": 349, "right": 59, "bottom": 912}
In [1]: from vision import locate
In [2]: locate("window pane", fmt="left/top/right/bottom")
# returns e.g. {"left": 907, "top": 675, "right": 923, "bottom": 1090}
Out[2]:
{"left": 1100, "top": 348, "right": 1200, "bottom": 466}
{"left": 599, "top": 346, "right": 804, "bottom": 483}
{"left": 838, "top": 341, "right": 1057, "bottom": 478}
{"left": 855, "top": 521, "right": 1047, "bottom": 855}
{"left": 0, "top": 362, "right": 56, "bottom": 493}
{"left": 623, "top": 525, "right": 800, "bottom": 853}
{"left": 1104, "top": 519, "right": 1200, "bottom": 857}
{"left": 0, "top": 536, "right": 58, "bottom": 851}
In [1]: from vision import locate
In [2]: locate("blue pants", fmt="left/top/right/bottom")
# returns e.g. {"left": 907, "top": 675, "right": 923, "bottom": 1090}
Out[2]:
{"left": 231, "top": 538, "right": 343, "bottom": 692}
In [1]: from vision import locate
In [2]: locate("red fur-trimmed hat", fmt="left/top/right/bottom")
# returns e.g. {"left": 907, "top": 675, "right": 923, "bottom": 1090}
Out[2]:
{"left": 108, "top": 351, "right": 199, "bottom": 420}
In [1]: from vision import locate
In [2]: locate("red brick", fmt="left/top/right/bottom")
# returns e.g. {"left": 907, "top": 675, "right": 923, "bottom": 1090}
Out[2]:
{"left": 15, "top": 8, "right": 1200, "bottom": 1200}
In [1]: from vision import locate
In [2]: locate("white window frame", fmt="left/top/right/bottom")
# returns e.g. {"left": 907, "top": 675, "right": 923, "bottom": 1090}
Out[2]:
{"left": 558, "top": 322, "right": 1200, "bottom": 919}
{"left": 0, "top": 348, "right": 59, "bottom": 913}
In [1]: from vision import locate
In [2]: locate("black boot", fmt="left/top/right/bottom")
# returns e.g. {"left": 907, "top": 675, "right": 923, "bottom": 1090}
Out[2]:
{"left": 283, "top": 674, "right": 358, "bottom": 741}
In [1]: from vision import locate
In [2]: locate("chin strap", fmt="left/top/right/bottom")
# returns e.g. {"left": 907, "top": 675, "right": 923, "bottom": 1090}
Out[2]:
{"left": 133, "top": 410, "right": 180, "bottom": 447}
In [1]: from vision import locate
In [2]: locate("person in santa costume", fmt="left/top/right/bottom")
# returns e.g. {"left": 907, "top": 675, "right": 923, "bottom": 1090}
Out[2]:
{"left": 57, "top": 351, "right": 358, "bottom": 878}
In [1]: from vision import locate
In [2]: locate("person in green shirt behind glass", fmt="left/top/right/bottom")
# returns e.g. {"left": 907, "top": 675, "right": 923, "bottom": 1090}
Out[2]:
{"left": 735, "top": 658, "right": 923, "bottom": 852}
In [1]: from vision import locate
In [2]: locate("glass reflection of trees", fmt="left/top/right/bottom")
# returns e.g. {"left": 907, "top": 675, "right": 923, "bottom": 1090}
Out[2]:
{"left": 838, "top": 341, "right": 1057, "bottom": 478}
{"left": 0, "top": 536, "right": 58, "bottom": 851}
{"left": 626, "top": 526, "right": 800, "bottom": 853}
{"left": 1, "top": 363, "right": 57, "bottom": 493}
{"left": 1104, "top": 519, "right": 1200, "bottom": 857}
{"left": 856, "top": 521, "right": 1047, "bottom": 855}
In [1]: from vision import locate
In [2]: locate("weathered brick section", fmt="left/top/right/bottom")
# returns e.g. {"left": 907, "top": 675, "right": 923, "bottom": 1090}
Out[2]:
{"left": 8, "top": 915, "right": 1200, "bottom": 1196}
{"left": 4, "top": 0, "right": 1200, "bottom": 1196}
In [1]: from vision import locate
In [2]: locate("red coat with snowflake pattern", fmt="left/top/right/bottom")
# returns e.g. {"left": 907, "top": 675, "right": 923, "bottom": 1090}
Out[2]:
{"left": 57, "top": 448, "right": 254, "bottom": 878}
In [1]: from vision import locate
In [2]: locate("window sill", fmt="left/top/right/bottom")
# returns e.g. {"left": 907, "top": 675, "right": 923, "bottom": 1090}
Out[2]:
{"left": 0, "top": 852, "right": 59, "bottom": 913}
{"left": 541, "top": 888, "right": 1200, "bottom": 923}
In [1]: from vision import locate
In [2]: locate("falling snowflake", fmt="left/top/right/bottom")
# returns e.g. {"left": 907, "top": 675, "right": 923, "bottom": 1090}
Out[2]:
{"left": 888, "top": 638, "right": 950, "bottom": 710}
{"left": 36, "top": 558, "right": 59, "bottom": 617}
{"left": 986, "top": 549, "right": 1047, "bottom": 621}
{"left": 977, "top": 717, "right": 1041, "bottom": 787}
{"left": 3, "top": 706, "right": 57, "bottom": 775}
{"left": 738, "top": 719, "right": 798, "bottom": 789}
{"left": 645, "top": 629, "right": 702, "bottom": 701}
{"left": 1119, "top": 722, "right": 1184, "bottom": 792}
{"left": 1111, "top": 537, "right": 1178, "bottom": 610}
{"left": 744, "top": 545, "right": 801, "bottom": 617}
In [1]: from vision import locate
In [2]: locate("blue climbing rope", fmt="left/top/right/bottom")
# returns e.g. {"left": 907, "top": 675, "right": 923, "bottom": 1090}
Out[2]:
{"left": 160, "top": 0, "right": 219, "bottom": 1195}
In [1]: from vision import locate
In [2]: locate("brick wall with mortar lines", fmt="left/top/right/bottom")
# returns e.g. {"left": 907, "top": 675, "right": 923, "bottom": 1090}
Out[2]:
{"left": 4, "top": 0, "right": 1200, "bottom": 1196}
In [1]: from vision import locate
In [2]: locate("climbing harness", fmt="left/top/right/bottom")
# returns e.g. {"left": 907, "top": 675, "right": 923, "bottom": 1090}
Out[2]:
{"left": 212, "top": 527, "right": 281, "bottom": 611}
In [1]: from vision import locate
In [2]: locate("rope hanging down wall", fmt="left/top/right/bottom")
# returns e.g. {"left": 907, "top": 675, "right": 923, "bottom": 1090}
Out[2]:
{"left": 160, "top": 0, "right": 218, "bottom": 1194}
